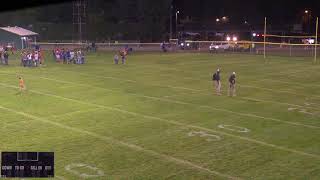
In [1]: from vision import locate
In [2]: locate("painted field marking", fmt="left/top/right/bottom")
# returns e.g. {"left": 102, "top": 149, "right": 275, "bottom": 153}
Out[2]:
{"left": 33, "top": 77, "right": 320, "bottom": 127}
{"left": 182, "top": 75, "right": 320, "bottom": 100}
{"left": 162, "top": 94, "right": 178, "bottom": 99}
{"left": 218, "top": 125, "right": 250, "bottom": 133}
{"left": 188, "top": 131, "right": 222, "bottom": 142}
{"left": 48, "top": 108, "right": 103, "bottom": 119}
{"left": 64, "top": 70, "right": 138, "bottom": 83}
{"left": 0, "top": 104, "right": 239, "bottom": 179}
{"left": 67, "top": 68, "right": 320, "bottom": 102}
{"left": 58, "top": 84, "right": 79, "bottom": 89}
{"left": 287, "top": 99, "right": 320, "bottom": 116}
{"left": 126, "top": 64, "right": 320, "bottom": 99}
{"left": 257, "top": 78, "right": 320, "bottom": 88}
{"left": 0, "top": 70, "right": 318, "bottom": 129}
{"left": 33, "top": 74, "right": 310, "bottom": 110}
{"left": 0, "top": 84, "right": 319, "bottom": 160}
{"left": 239, "top": 85, "right": 320, "bottom": 99}
{"left": 90, "top": 57, "right": 320, "bottom": 102}
{"left": 56, "top": 176, "right": 66, "bottom": 180}
{"left": 156, "top": 59, "right": 257, "bottom": 67}
{"left": 65, "top": 163, "right": 104, "bottom": 178}
{"left": 288, "top": 107, "right": 314, "bottom": 116}
{"left": 96, "top": 56, "right": 320, "bottom": 91}
{"left": 1, "top": 73, "right": 319, "bottom": 130}
{"left": 2, "top": 70, "right": 315, "bottom": 110}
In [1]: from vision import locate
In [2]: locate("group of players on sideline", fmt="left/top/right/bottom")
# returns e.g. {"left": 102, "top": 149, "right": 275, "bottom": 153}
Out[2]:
{"left": 20, "top": 49, "right": 44, "bottom": 67}
{"left": 114, "top": 48, "right": 129, "bottom": 64}
{"left": 52, "top": 48, "right": 85, "bottom": 64}
{"left": 213, "top": 69, "right": 237, "bottom": 97}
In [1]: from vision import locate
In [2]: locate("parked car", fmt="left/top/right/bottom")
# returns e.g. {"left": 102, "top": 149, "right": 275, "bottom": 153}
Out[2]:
{"left": 209, "top": 43, "right": 231, "bottom": 52}
{"left": 179, "top": 41, "right": 199, "bottom": 50}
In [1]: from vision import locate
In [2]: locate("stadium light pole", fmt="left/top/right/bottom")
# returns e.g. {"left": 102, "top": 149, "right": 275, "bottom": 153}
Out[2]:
{"left": 170, "top": 5, "right": 173, "bottom": 40}
{"left": 176, "top": 10, "right": 180, "bottom": 38}
{"left": 304, "top": 10, "right": 312, "bottom": 34}
{"left": 315, "top": 17, "right": 318, "bottom": 64}
{"left": 264, "top": 17, "right": 267, "bottom": 60}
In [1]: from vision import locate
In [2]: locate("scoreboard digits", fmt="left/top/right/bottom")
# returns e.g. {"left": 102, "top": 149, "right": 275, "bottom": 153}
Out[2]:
{"left": 1, "top": 152, "right": 54, "bottom": 178}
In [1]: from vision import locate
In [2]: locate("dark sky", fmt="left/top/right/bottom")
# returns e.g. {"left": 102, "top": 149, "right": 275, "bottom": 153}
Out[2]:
{"left": 2, "top": 0, "right": 320, "bottom": 28}
{"left": 174, "top": 0, "right": 320, "bottom": 25}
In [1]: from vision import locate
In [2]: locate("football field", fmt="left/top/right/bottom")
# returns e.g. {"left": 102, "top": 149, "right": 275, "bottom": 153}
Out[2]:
{"left": 0, "top": 52, "right": 320, "bottom": 179}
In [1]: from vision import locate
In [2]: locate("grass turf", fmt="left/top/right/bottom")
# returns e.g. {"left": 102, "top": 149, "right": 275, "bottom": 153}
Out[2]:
{"left": 0, "top": 51, "right": 319, "bottom": 179}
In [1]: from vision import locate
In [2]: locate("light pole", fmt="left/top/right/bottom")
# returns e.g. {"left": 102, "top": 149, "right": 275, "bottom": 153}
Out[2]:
{"left": 170, "top": 5, "right": 173, "bottom": 40}
{"left": 176, "top": 10, "right": 180, "bottom": 38}
{"left": 304, "top": 10, "right": 311, "bottom": 33}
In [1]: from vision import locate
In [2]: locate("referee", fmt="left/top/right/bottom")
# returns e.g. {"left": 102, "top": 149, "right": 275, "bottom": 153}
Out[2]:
{"left": 228, "top": 72, "right": 236, "bottom": 96}
{"left": 212, "top": 69, "right": 221, "bottom": 95}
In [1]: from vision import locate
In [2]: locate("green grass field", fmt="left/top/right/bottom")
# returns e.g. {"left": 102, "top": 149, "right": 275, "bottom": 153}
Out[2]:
{"left": 0, "top": 51, "right": 320, "bottom": 179}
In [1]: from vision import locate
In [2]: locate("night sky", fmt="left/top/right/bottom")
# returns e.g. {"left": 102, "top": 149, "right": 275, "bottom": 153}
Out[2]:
{"left": 3, "top": 0, "right": 320, "bottom": 26}
{"left": 174, "top": 0, "right": 320, "bottom": 25}
{"left": 1, "top": 0, "right": 319, "bottom": 40}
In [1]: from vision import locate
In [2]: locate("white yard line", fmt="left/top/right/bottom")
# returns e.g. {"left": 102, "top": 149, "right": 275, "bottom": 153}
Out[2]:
{"left": 2, "top": 67, "right": 319, "bottom": 101}
{"left": 239, "top": 85, "right": 320, "bottom": 98}
{"left": 0, "top": 83, "right": 319, "bottom": 160}
{"left": 56, "top": 70, "right": 320, "bottom": 107}
{"left": 55, "top": 176, "right": 67, "bottom": 180}
{"left": 50, "top": 73, "right": 320, "bottom": 110}
{"left": 8, "top": 74, "right": 319, "bottom": 127}
{"left": 1, "top": 70, "right": 309, "bottom": 109}
{"left": 183, "top": 76, "right": 320, "bottom": 99}
{"left": 0, "top": 104, "right": 239, "bottom": 180}
{"left": 48, "top": 108, "right": 102, "bottom": 119}
{"left": 63, "top": 71, "right": 138, "bottom": 83}
{"left": 128, "top": 61, "right": 320, "bottom": 93}
{"left": 37, "top": 76, "right": 320, "bottom": 127}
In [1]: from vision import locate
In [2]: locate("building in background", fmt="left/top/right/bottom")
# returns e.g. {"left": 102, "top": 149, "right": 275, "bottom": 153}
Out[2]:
{"left": 0, "top": 26, "right": 38, "bottom": 49}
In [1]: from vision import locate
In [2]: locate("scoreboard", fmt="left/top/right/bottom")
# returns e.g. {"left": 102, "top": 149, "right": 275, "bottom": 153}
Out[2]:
{"left": 1, "top": 152, "right": 54, "bottom": 178}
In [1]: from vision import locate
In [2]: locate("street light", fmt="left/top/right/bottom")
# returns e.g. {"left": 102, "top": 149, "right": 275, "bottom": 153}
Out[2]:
{"left": 305, "top": 10, "right": 309, "bottom": 14}
{"left": 176, "top": 10, "right": 180, "bottom": 38}
{"left": 216, "top": 18, "right": 220, "bottom": 22}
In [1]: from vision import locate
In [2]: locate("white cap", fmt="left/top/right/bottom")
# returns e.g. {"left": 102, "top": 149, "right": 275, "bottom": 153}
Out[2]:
{"left": 233, "top": 72, "right": 236, "bottom": 75}
{"left": 217, "top": 69, "right": 220, "bottom": 72}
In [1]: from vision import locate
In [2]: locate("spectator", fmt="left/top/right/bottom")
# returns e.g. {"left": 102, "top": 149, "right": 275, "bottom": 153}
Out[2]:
{"left": 114, "top": 53, "right": 119, "bottom": 64}
{"left": 3, "top": 50, "right": 9, "bottom": 65}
